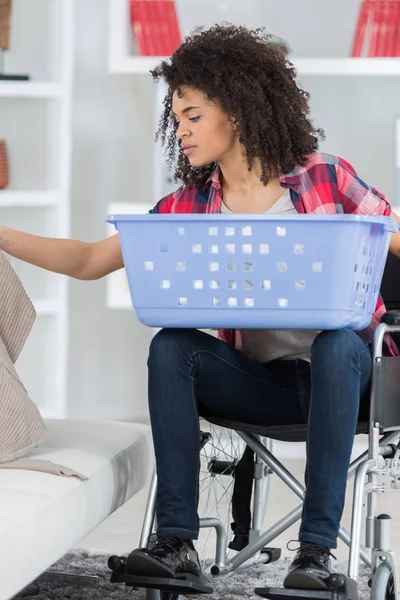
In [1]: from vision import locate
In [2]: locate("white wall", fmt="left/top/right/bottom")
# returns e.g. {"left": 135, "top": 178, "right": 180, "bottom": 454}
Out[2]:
{"left": 67, "top": 0, "right": 400, "bottom": 422}
{"left": 68, "top": 0, "right": 155, "bottom": 421}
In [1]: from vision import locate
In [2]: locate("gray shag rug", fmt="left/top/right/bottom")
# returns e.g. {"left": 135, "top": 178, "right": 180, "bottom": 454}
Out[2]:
{"left": 14, "top": 551, "right": 371, "bottom": 600}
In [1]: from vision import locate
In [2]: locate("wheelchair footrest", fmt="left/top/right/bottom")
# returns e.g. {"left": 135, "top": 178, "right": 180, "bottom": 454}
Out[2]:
{"left": 255, "top": 589, "right": 335, "bottom": 600}
{"left": 255, "top": 574, "right": 358, "bottom": 600}
{"left": 108, "top": 556, "right": 213, "bottom": 595}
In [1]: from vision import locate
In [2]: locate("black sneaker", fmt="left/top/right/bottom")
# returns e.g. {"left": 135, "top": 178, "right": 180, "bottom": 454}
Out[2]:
{"left": 283, "top": 541, "right": 334, "bottom": 590}
{"left": 126, "top": 536, "right": 201, "bottom": 579}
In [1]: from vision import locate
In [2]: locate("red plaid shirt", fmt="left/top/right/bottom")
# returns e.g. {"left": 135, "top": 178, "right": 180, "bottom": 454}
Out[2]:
{"left": 151, "top": 152, "right": 398, "bottom": 357}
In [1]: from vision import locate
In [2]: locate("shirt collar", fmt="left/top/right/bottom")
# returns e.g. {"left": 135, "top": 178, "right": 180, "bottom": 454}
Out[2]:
{"left": 204, "top": 164, "right": 301, "bottom": 192}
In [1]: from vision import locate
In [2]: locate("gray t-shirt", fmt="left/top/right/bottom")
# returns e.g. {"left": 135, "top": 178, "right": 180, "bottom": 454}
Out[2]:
{"left": 221, "top": 189, "right": 319, "bottom": 363}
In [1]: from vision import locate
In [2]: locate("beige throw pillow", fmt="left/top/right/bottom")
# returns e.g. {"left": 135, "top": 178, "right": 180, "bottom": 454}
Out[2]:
{"left": 0, "top": 252, "right": 46, "bottom": 462}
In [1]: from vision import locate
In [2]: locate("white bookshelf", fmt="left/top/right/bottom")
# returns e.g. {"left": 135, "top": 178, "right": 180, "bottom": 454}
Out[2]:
{"left": 108, "top": 0, "right": 400, "bottom": 77}
{"left": 0, "top": 191, "right": 61, "bottom": 208}
{"left": 0, "top": 82, "right": 64, "bottom": 98}
{"left": 110, "top": 54, "right": 400, "bottom": 77}
{"left": 0, "top": 1, "right": 74, "bottom": 419}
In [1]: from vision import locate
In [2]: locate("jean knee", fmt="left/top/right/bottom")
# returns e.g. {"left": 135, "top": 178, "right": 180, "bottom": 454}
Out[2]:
{"left": 148, "top": 328, "right": 198, "bottom": 369}
{"left": 311, "top": 329, "right": 359, "bottom": 364}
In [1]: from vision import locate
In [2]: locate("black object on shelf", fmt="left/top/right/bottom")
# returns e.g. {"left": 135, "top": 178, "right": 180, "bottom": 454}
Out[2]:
{"left": 0, "top": 1, "right": 30, "bottom": 81}
{"left": 0, "top": 73, "right": 29, "bottom": 81}
{"left": 0, "top": 50, "right": 29, "bottom": 81}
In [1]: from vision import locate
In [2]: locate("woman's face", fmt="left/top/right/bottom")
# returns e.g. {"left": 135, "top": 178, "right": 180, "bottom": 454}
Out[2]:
{"left": 172, "top": 85, "right": 238, "bottom": 167}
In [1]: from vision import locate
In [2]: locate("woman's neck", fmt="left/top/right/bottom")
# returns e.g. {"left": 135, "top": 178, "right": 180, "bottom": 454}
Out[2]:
{"left": 218, "top": 149, "right": 278, "bottom": 193}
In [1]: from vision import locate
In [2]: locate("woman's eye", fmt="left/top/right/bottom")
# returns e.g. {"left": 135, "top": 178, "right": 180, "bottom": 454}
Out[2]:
{"left": 189, "top": 116, "right": 200, "bottom": 123}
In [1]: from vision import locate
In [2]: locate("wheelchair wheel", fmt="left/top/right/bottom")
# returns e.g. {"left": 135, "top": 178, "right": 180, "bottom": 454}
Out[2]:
{"left": 196, "top": 423, "right": 271, "bottom": 573}
{"left": 370, "top": 561, "right": 395, "bottom": 600}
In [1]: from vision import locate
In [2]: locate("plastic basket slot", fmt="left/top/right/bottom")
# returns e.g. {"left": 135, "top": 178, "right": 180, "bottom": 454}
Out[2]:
{"left": 260, "top": 244, "right": 269, "bottom": 254}
{"left": 208, "top": 227, "right": 218, "bottom": 236}
{"left": 210, "top": 262, "right": 219, "bottom": 272}
{"left": 276, "top": 226, "right": 286, "bottom": 237}
{"left": 227, "top": 262, "right": 236, "bottom": 272}
{"left": 278, "top": 262, "right": 287, "bottom": 272}
{"left": 244, "top": 280, "right": 253, "bottom": 290}
{"left": 294, "top": 244, "right": 305, "bottom": 254}
{"left": 210, "top": 244, "right": 219, "bottom": 254}
{"left": 144, "top": 261, "right": 154, "bottom": 271}
{"left": 176, "top": 262, "right": 186, "bottom": 271}
{"left": 225, "top": 227, "right": 235, "bottom": 236}
{"left": 228, "top": 280, "right": 237, "bottom": 289}
{"left": 210, "top": 280, "right": 219, "bottom": 289}
{"left": 279, "top": 298, "right": 289, "bottom": 307}
{"left": 243, "top": 244, "right": 252, "bottom": 254}
{"left": 192, "top": 244, "right": 202, "bottom": 254}
{"left": 194, "top": 280, "right": 203, "bottom": 289}
{"left": 226, "top": 244, "right": 235, "bottom": 254}
{"left": 244, "top": 262, "right": 253, "bottom": 272}
{"left": 228, "top": 297, "right": 237, "bottom": 307}
{"left": 161, "top": 280, "right": 170, "bottom": 289}
{"left": 313, "top": 262, "right": 322, "bottom": 272}
{"left": 244, "top": 298, "right": 255, "bottom": 307}
{"left": 295, "top": 280, "right": 306, "bottom": 290}
{"left": 160, "top": 244, "right": 168, "bottom": 253}
{"left": 262, "top": 280, "right": 271, "bottom": 290}
{"left": 242, "top": 226, "right": 252, "bottom": 236}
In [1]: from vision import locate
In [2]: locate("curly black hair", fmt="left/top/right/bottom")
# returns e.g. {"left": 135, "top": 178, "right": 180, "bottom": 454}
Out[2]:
{"left": 151, "top": 24, "right": 325, "bottom": 187}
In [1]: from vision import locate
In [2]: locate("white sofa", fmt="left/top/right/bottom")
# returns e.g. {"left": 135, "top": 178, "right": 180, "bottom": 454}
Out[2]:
{"left": 0, "top": 419, "right": 154, "bottom": 600}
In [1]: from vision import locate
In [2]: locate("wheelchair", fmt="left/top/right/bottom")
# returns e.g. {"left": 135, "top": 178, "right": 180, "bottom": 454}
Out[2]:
{"left": 109, "top": 252, "right": 400, "bottom": 600}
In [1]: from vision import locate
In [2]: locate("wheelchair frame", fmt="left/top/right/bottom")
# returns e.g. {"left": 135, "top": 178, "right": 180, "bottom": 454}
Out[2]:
{"left": 136, "top": 320, "right": 400, "bottom": 599}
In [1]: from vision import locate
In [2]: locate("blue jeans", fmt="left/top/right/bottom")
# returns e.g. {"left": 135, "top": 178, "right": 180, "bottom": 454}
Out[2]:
{"left": 147, "top": 328, "right": 372, "bottom": 549}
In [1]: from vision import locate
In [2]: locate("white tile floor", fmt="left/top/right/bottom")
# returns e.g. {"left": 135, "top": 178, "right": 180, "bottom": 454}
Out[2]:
{"left": 77, "top": 456, "right": 400, "bottom": 565}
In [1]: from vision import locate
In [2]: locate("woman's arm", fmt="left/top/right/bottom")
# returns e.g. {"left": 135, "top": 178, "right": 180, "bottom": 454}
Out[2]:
{"left": 0, "top": 227, "right": 124, "bottom": 280}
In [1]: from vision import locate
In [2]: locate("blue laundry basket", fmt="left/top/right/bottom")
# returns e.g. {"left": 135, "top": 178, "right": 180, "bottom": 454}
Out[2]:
{"left": 107, "top": 213, "right": 397, "bottom": 330}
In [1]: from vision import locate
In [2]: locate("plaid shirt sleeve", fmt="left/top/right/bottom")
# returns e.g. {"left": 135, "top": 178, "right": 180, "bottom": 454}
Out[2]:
{"left": 149, "top": 186, "right": 185, "bottom": 214}
{"left": 336, "top": 157, "right": 392, "bottom": 216}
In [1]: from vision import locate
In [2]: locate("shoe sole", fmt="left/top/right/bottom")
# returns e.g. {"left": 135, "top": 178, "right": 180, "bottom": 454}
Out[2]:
{"left": 284, "top": 571, "right": 330, "bottom": 591}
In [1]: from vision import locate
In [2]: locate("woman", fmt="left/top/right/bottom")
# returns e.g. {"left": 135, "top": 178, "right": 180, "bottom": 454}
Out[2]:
{"left": 2, "top": 25, "right": 400, "bottom": 591}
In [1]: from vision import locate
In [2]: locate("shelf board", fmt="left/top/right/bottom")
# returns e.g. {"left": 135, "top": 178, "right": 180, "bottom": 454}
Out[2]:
{"left": 0, "top": 81, "right": 64, "bottom": 98}
{"left": 0, "top": 191, "right": 61, "bottom": 208}
{"left": 33, "top": 299, "right": 59, "bottom": 317}
{"left": 109, "top": 56, "right": 400, "bottom": 76}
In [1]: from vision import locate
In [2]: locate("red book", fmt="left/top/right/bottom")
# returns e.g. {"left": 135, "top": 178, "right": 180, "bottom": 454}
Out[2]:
{"left": 153, "top": 0, "right": 171, "bottom": 55}
{"left": 130, "top": 0, "right": 160, "bottom": 56}
{"left": 395, "top": 0, "right": 400, "bottom": 55}
{"left": 351, "top": 0, "right": 373, "bottom": 56}
{"left": 368, "top": 0, "right": 383, "bottom": 56}
{"left": 164, "top": 0, "right": 181, "bottom": 53}
{"left": 149, "top": 0, "right": 164, "bottom": 55}
{"left": 384, "top": 0, "right": 395, "bottom": 54}
{"left": 130, "top": 0, "right": 181, "bottom": 56}
{"left": 378, "top": 0, "right": 393, "bottom": 56}
{"left": 130, "top": 1, "right": 148, "bottom": 55}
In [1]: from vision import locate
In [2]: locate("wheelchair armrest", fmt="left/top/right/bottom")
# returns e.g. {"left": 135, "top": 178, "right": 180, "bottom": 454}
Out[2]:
{"left": 381, "top": 310, "right": 400, "bottom": 326}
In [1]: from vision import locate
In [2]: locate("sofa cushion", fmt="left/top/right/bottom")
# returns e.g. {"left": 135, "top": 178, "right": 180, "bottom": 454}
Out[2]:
{"left": 0, "top": 419, "right": 153, "bottom": 600}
